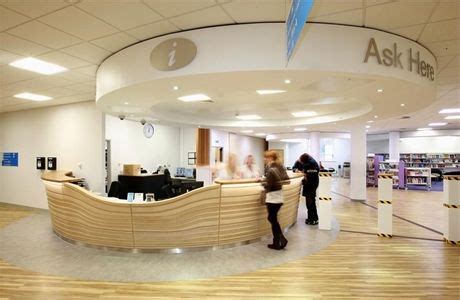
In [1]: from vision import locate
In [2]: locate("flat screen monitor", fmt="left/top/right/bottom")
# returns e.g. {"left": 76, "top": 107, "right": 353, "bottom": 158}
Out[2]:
{"left": 175, "top": 167, "right": 185, "bottom": 177}
{"left": 184, "top": 168, "right": 193, "bottom": 178}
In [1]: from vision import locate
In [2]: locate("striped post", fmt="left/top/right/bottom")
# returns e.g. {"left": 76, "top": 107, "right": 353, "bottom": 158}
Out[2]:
{"left": 318, "top": 172, "right": 332, "bottom": 230}
{"left": 378, "top": 173, "right": 393, "bottom": 238}
{"left": 443, "top": 175, "right": 460, "bottom": 245}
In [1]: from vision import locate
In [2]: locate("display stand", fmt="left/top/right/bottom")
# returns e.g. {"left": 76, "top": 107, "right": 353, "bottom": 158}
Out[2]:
{"left": 318, "top": 172, "right": 332, "bottom": 230}
{"left": 366, "top": 155, "right": 383, "bottom": 187}
{"left": 443, "top": 175, "right": 460, "bottom": 245}
{"left": 405, "top": 167, "right": 431, "bottom": 190}
{"left": 377, "top": 173, "right": 393, "bottom": 238}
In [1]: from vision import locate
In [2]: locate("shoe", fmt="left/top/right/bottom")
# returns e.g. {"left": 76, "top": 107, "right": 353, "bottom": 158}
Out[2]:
{"left": 306, "top": 220, "right": 318, "bottom": 225}
{"left": 305, "top": 219, "right": 310, "bottom": 224}
{"left": 267, "top": 243, "right": 282, "bottom": 250}
{"left": 280, "top": 237, "right": 288, "bottom": 249}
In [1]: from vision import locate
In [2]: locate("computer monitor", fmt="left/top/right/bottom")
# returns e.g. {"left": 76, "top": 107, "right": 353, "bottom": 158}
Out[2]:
{"left": 184, "top": 168, "right": 193, "bottom": 178}
{"left": 175, "top": 167, "right": 185, "bottom": 177}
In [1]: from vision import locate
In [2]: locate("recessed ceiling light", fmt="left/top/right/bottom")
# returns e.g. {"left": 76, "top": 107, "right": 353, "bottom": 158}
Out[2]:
{"left": 280, "top": 138, "right": 305, "bottom": 143}
{"left": 284, "top": 79, "right": 291, "bottom": 84}
{"left": 367, "top": 120, "right": 374, "bottom": 123}
{"left": 365, "top": 125, "right": 371, "bottom": 129}
{"left": 365, "top": 129, "right": 369, "bottom": 132}
{"left": 14, "top": 92, "right": 52, "bottom": 101}
{"left": 291, "top": 111, "right": 317, "bottom": 117}
{"left": 377, "top": 89, "right": 383, "bottom": 93}
{"left": 124, "top": 101, "right": 129, "bottom": 105}
{"left": 256, "top": 89, "right": 286, "bottom": 95}
{"left": 255, "top": 133, "right": 266, "bottom": 136}
{"left": 9, "top": 57, "right": 67, "bottom": 75}
{"left": 374, "top": 115, "right": 378, "bottom": 118}
{"left": 445, "top": 115, "right": 460, "bottom": 120}
{"left": 428, "top": 122, "right": 447, "bottom": 126}
{"left": 173, "top": 86, "right": 179, "bottom": 90}
{"left": 294, "top": 127, "right": 307, "bottom": 131}
{"left": 400, "top": 103, "right": 405, "bottom": 107}
{"left": 236, "top": 114, "right": 261, "bottom": 120}
{"left": 417, "top": 127, "right": 433, "bottom": 131}
{"left": 241, "top": 130, "right": 254, "bottom": 133}
{"left": 177, "top": 94, "right": 211, "bottom": 102}
{"left": 439, "top": 108, "right": 460, "bottom": 114}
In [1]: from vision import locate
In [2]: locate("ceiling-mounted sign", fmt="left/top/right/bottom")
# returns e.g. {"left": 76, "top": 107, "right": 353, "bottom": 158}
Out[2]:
{"left": 286, "top": 0, "right": 314, "bottom": 62}
{"left": 364, "top": 38, "right": 435, "bottom": 81}
{"left": 2, "top": 152, "right": 18, "bottom": 167}
{"left": 150, "top": 38, "right": 197, "bottom": 71}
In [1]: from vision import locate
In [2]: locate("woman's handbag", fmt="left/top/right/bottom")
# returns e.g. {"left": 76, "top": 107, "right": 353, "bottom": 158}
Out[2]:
{"left": 259, "top": 190, "right": 267, "bottom": 205}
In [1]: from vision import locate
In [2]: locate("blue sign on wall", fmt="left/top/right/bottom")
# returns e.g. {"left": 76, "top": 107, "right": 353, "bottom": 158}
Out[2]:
{"left": 286, "top": 0, "right": 315, "bottom": 62}
{"left": 2, "top": 152, "right": 19, "bottom": 167}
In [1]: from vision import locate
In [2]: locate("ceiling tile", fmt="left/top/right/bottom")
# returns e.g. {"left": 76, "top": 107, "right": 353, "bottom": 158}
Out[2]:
{"left": 126, "top": 20, "right": 178, "bottom": 40}
{"left": 430, "top": 0, "right": 459, "bottom": 22}
{"left": 438, "top": 66, "right": 459, "bottom": 77}
{"left": 0, "top": 33, "right": 50, "bottom": 56}
{"left": 391, "top": 24, "right": 425, "bottom": 40}
{"left": 74, "top": 65, "right": 98, "bottom": 77}
{"left": 169, "top": 6, "right": 234, "bottom": 30}
{"left": 365, "top": 1, "right": 437, "bottom": 30}
{"left": 64, "top": 82, "right": 96, "bottom": 93}
{"left": 309, "top": 0, "right": 362, "bottom": 18}
{"left": 446, "top": 55, "right": 459, "bottom": 67}
{"left": 0, "top": 5, "right": 29, "bottom": 31}
{"left": 61, "top": 42, "right": 111, "bottom": 64}
{"left": 36, "top": 87, "right": 81, "bottom": 98}
{"left": 365, "top": 0, "right": 396, "bottom": 7}
{"left": 311, "top": 9, "right": 363, "bottom": 26}
{"left": 0, "top": 49, "right": 21, "bottom": 65}
{"left": 1, "top": 0, "right": 69, "bottom": 18}
{"left": 143, "top": 0, "right": 216, "bottom": 18}
{"left": 77, "top": 1, "right": 162, "bottom": 30}
{"left": 37, "top": 51, "right": 91, "bottom": 69}
{"left": 91, "top": 32, "right": 138, "bottom": 52}
{"left": 222, "top": 0, "right": 285, "bottom": 23}
{"left": 7, "top": 20, "right": 82, "bottom": 49}
{"left": 419, "top": 19, "right": 460, "bottom": 44}
{"left": 436, "top": 55, "right": 456, "bottom": 70}
{"left": 436, "top": 75, "right": 459, "bottom": 85}
{"left": 57, "top": 71, "right": 93, "bottom": 85}
{"left": 38, "top": 6, "right": 118, "bottom": 41}
{"left": 0, "top": 65, "right": 39, "bottom": 85}
{"left": 425, "top": 39, "right": 459, "bottom": 57}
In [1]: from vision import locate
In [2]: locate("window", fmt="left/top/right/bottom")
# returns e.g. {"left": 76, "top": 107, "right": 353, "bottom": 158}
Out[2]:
{"left": 320, "top": 138, "right": 334, "bottom": 161}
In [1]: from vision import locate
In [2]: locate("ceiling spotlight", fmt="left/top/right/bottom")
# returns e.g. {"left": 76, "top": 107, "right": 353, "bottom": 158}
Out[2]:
{"left": 428, "top": 122, "right": 447, "bottom": 126}
{"left": 417, "top": 127, "right": 433, "bottom": 131}
{"left": 236, "top": 114, "right": 261, "bottom": 120}
{"left": 367, "top": 120, "right": 374, "bottom": 123}
{"left": 256, "top": 89, "right": 286, "bottom": 95}
{"left": 177, "top": 94, "right": 211, "bottom": 102}
{"left": 445, "top": 115, "right": 460, "bottom": 120}
{"left": 255, "top": 133, "right": 266, "bottom": 136}
{"left": 9, "top": 57, "right": 67, "bottom": 75}
{"left": 439, "top": 108, "right": 460, "bottom": 114}
{"left": 294, "top": 127, "right": 307, "bottom": 131}
{"left": 400, "top": 103, "right": 405, "bottom": 107}
{"left": 377, "top": 89, "right": 383, "bottom": 93}
{"left": 241, "top": 130, "right": 254, "bottom": 133}
{"left": 291, "top": 111, "right": 317, "bottom": 117}
{"left": 284, "top": 79, "right": 291, "bottom": 84}
{"left": 14, "top": 92, "right": 52, "bottom": 101}
{"left": 365, "top": 125, "right": 371, "bottom": 129}
{"left": 374, "top": 115, "right": 378, "bottom": 118}
{"left": 173, "top": 86, "right": 179, "bottom": 90}
{"left": 124, "top": 101, "right": 129, "bottom": 105}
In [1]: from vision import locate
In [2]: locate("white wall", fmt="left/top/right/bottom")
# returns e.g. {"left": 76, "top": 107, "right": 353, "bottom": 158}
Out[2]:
{"left": 367, "top": 139, "right": 389, "bottom": 154}
{"left": 179, "top": 126, "right": 197, "bottom": 167}
{"left": 333, "top": 138, "right": 351, "bottom": 167}
{"left": 400, "top": 136, "right": 460, "bottom": 153}
{"left": 229, "top": 133, "right": 265, "bottom": 172}
{"left": 211, "top": 129, "right": 229, "bottom": 163}
{"left": 105, "top": 115, "right": 182, "bottom": 182}
{"left": 0, "top": 101, "right": 105, "bottom": 209}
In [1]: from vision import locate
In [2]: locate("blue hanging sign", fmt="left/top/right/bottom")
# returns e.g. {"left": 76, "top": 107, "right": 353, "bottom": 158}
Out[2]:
{"left": 286, "top": 0, "right": 315, "bottom": 62}
{"left": 2, "top": 152, "right": 19, "bottom": 167}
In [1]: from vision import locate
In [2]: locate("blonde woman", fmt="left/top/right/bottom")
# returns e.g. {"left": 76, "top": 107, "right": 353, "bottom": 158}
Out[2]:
{"left": 216, "top": 153, "right": 241, "bottom": 180}
{"left": 241, "top": 154, "right": 260, "bottom": 179}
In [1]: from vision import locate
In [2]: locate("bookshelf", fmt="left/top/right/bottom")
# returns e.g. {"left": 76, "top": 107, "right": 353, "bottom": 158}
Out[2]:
{"left": 399, "top": 153, "right": 460, "bottom": 169}
{"left": 405, "top": 167, "right": 431, "bottom": 190}
{"left": 366, "top": 155, "right": 383, "bottom": 187}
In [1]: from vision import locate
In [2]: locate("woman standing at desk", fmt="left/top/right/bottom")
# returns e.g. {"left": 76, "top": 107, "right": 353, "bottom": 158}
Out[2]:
{"left": 241, "top": 154, "right": 260, "bottom": 179}
{"left": 216, "top": 153, "right": 241, "bottom": 180}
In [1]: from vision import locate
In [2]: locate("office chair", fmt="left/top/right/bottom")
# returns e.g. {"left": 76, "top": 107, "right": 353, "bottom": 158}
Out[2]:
{"left": 108, "top": 181, "right": 123, "bottom": 198}
{"left": 161, "top": 169, "right": 183, "bottom": 198}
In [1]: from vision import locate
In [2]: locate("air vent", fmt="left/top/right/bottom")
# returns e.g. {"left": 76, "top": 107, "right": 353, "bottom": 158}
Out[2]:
{"left": 400, "top": 116, "right": 411, "bottom": 119}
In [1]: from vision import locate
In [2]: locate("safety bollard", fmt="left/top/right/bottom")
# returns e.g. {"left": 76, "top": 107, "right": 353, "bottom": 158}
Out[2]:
{"left": 377, "top": 173, "right": 393, "bottom": 238}
{"left": 318, "top": 172, "right": 332, "bottom": 230}
{"left": 443, "top": 175, "right": 460, "bottom": 245}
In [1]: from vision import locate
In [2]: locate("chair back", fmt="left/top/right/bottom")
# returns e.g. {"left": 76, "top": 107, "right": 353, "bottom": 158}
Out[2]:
{"left": 108, "top": 181, "right": 123, "bottom": 198}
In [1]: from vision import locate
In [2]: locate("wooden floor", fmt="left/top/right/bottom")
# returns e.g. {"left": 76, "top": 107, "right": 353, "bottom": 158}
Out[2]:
{"left": 0, "top": 179, "right": 459, "bottom": 299}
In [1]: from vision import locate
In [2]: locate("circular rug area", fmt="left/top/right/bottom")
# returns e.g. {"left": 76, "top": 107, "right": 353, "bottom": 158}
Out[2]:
{"left": 0, "top": 209, "right": 339, "bottom": 282}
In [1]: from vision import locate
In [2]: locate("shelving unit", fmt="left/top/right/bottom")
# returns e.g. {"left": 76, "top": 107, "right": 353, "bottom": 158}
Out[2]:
{"left": 405, "top": 167, "right": 431, "bottom": 190}
{"left": 379, "top": 160, "right": 405, "bottom": 189}
{"left": 400, "top": 153, "right": 460, "bottom": 169}
{"left": 366, "top": 155, "right": 383, "bottom": 186}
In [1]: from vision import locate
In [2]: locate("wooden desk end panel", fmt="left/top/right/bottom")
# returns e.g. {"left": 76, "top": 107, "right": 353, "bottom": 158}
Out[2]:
{"left": 131, "top": 185, "right": 220, "bottom": 249}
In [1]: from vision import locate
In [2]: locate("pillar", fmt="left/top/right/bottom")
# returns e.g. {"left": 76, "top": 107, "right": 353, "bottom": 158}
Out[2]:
{"left": 310, "top": 131, "right": 320, "bottom": 161}
{"left": 389, "top": 131, "right": 400, "bottom": 161}
{"left": 378, "top": 174, "right": 393, "bottom": 237}
{"left": 443, "top": 175, "right": 460, "bottom": 245}
{"left": 318, "top": 172, "right": 333, "bottom": 230}
{"left": 350, "top": 126, "right": 367, "bottom": 201}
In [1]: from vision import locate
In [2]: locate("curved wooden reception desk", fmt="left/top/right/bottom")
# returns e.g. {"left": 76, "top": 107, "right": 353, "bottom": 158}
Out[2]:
{"left": 42, "top": 171, "right": 302, "bottom": 251}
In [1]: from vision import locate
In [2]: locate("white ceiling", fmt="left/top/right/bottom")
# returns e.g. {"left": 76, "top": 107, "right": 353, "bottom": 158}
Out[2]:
{"left": 0, "top": 0, "right": 458, "bottom": 134}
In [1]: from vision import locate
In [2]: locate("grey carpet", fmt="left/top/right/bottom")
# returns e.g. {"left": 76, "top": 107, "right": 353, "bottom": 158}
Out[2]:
{"left": 0, "top": 208, "right": 339, "bottom": 282}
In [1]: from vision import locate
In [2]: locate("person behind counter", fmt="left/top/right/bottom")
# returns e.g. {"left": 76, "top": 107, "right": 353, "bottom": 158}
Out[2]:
{"left": 241, "top": 154, "right": 260, "bottom": 179}
{"left": 216, "top": 153, "right": 241, "bottom": 180}
{"left": 292, "top": 159, "right": 304, "bottom": 172}
{"left": 263, "top": 150, "right": 289, "bottom": 250}
{"left": 299, "top": 153, "right": 320, "bottom": 225}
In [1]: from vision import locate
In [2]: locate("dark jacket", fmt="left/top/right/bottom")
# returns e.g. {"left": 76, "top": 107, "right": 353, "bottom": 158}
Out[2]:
{"left": 292, "top": 160, "right": 304, "bottom": 172}
{"left": 301, "top": 156, "right": 320, "bottom": 196}
{"left": 263, "top": 162, "right": 289, "bottom": 193}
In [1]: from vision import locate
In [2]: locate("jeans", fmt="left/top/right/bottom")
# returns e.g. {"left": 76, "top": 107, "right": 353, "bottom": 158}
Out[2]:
{"left": 266, "top": 203, "right": 286, "bottom": 245}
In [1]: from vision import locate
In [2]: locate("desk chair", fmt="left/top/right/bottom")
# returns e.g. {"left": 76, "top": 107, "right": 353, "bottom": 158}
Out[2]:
{"left": 108, "top": 181, "right": 123, "bottom": 198}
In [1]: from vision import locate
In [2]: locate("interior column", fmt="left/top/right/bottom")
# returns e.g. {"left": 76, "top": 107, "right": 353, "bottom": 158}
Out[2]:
{"left": 310, "top": 131, "right": 320, "bottom": 161}
{"left": 350, "top": 126, "right": 367, "bottom": 201}
{"left": 389, "top": 131, "right": 400, "bottom": 161}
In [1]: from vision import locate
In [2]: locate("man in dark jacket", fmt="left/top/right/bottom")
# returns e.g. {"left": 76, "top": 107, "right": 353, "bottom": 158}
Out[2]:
{"left": 299, "top": 153, "right": 319, "bottom": 225}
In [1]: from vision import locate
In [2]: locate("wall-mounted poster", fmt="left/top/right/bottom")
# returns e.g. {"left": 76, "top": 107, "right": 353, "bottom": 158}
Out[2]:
{"left": 2, "top": 152, "right": 18, "bottom": 167}
{"left": 188, "top": 152, "right": 196, "bottom": 159}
